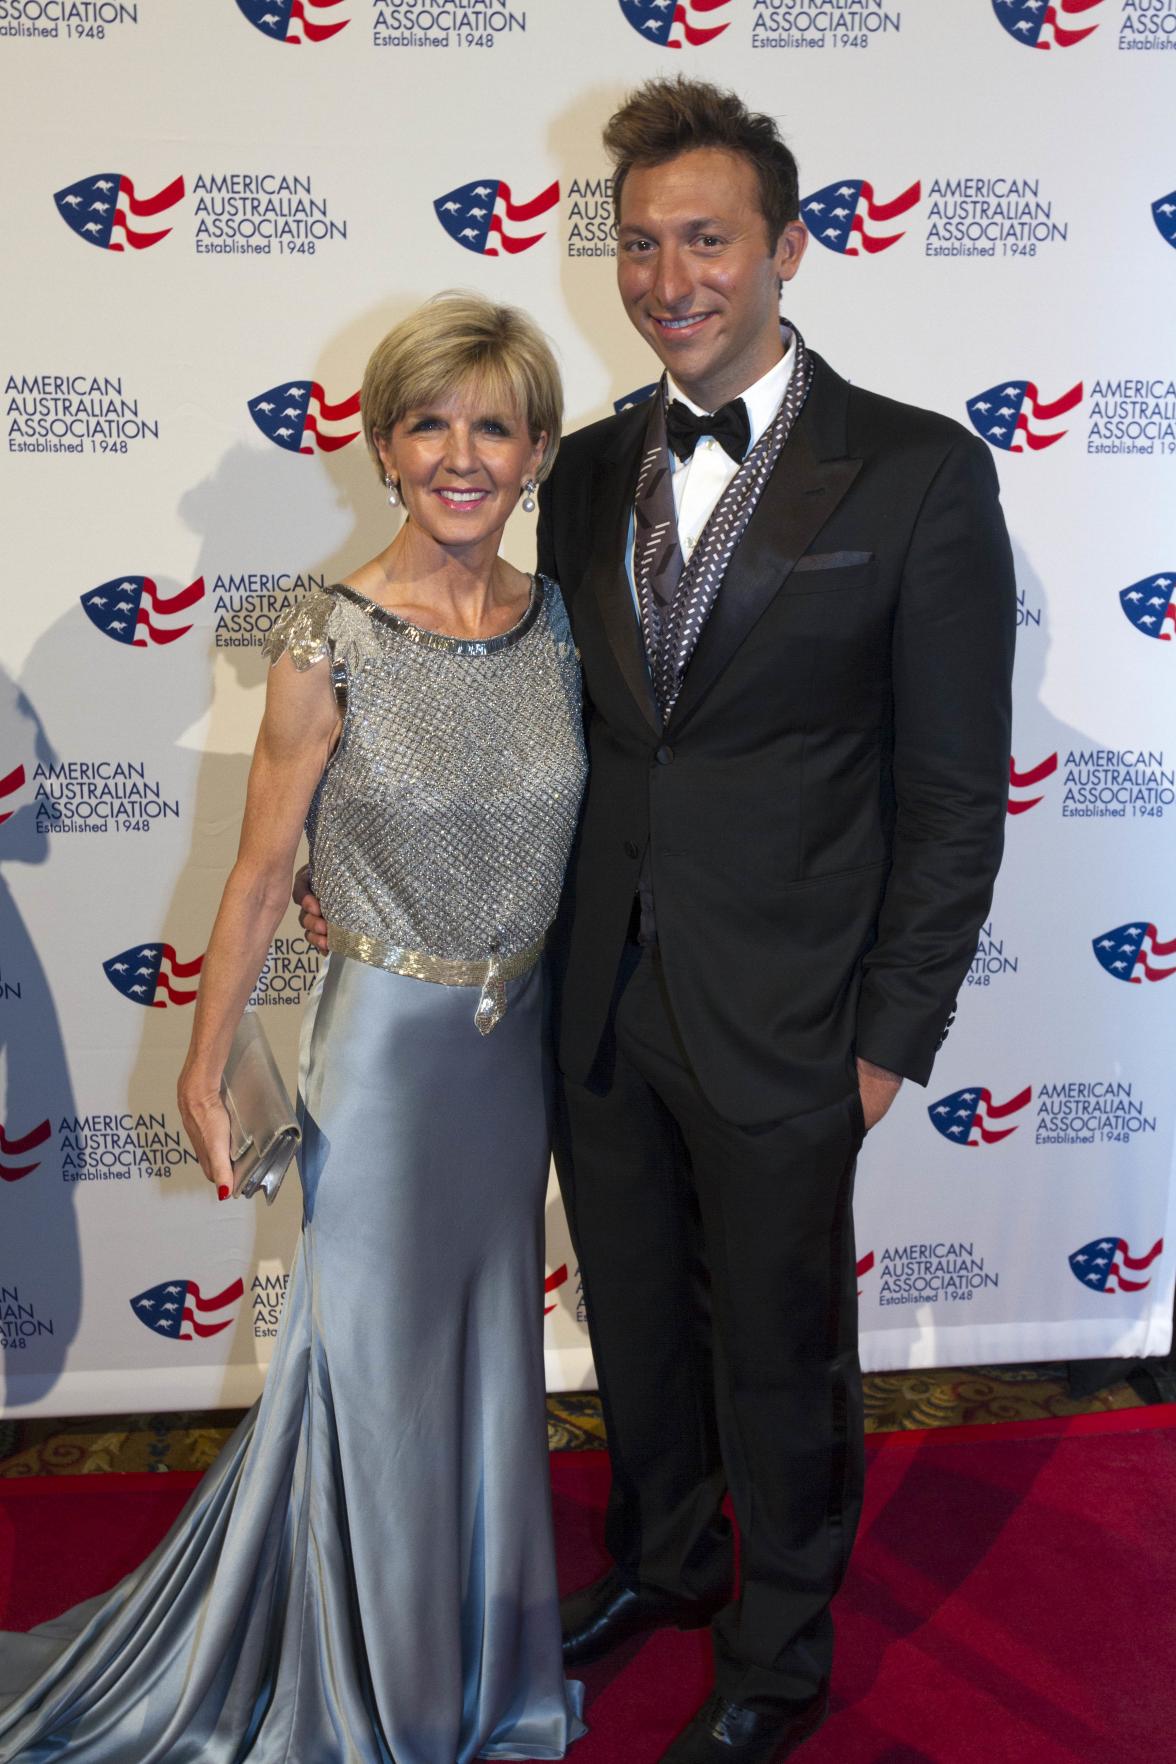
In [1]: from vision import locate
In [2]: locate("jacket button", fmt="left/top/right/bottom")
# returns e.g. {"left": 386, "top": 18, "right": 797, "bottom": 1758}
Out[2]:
{"left": 655, "top": 744, "right": 674, "bottom": 765}
{"left": 623, "top": 840, "right": 639, "bottom": 859}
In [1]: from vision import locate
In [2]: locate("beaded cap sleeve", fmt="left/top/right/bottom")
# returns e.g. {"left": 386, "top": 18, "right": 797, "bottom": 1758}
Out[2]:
{"left": 264, "top": 585, "right": 382, "bottom": 674}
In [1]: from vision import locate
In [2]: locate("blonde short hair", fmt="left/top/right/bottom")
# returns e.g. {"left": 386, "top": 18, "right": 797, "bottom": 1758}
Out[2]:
{"left": 361, "top": 291, "right": 563, "bottom": 483}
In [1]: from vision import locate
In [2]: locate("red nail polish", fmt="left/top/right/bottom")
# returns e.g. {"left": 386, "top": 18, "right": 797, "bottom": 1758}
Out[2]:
{"left": 217, "top": 1184, "right": 231, "bottom": 1201}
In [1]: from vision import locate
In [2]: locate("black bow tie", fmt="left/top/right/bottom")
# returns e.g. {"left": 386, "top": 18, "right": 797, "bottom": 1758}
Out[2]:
{"left": 665, "top": 396, "right": 751, "bottom": 465}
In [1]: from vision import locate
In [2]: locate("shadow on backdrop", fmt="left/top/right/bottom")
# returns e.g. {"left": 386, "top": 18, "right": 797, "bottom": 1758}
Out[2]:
{"left": 0, "top": 665, "right": 79, "bottom": 1407}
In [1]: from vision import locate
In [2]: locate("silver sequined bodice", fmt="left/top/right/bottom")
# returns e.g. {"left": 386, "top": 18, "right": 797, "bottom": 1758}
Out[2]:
{"left": 267, "top": 578, "right": 586, "bottom": 967}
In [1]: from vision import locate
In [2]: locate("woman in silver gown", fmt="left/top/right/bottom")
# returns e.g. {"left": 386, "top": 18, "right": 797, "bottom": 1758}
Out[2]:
{"left": 0, "top": 293, "right": 588, "bottom": 1763}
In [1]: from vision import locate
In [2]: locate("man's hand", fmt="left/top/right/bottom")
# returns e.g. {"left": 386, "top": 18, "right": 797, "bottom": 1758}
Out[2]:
{"left": 293, "top": 863, "right": 329, "bottom": 955}
{"left": 856, "top": 1057, "right": 903, "bottom": 1132}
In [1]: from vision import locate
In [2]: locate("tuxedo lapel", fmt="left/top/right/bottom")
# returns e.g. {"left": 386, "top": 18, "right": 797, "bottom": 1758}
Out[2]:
{"left": 583, "top": 404, "right": 661, "bottom": 733}
{"left": 668, "top": 361, "right": 861, "bottom": 734}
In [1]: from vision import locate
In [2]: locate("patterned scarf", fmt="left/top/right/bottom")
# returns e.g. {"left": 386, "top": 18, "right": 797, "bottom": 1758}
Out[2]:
{"left": 632, "top": 322, "right": 814, "bottom": 722}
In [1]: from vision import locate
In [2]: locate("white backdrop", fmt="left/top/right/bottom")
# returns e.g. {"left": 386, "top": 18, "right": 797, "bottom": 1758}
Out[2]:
{"left": 2, "top": 0, "right": 1174, "bottom": 1417}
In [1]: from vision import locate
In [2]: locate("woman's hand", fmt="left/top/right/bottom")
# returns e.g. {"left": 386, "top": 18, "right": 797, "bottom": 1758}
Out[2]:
{"left": 178, "top": 1066, "right": 235, "bottom": 1200}
{"left": 293, "top": 865, "right": 329, "bottom": 955}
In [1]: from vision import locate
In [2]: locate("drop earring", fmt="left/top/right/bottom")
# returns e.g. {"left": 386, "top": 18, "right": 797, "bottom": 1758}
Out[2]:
{"left": 385, "top": 475, "right": 400, "bottom": 508}
{"left": 521, "top": 478, "right": 537, "bottom": 514}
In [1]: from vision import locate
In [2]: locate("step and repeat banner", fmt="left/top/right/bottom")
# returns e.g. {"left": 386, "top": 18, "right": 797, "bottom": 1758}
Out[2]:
{"left": 1, "top": 0, "right": 1174, "bottom": 1415}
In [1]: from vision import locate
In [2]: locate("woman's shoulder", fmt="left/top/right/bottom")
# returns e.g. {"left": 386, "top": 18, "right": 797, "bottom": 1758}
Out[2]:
{"left": 535, "top": 573, "right": 575, "bottom": 653}
{"left": 264, "top": 583, "right": 381, "bottom": 672}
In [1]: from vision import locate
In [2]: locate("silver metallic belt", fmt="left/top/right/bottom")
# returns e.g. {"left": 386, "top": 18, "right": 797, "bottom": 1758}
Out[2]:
{"left": 328, "top": 924, "right": 546, "bottom": 1035}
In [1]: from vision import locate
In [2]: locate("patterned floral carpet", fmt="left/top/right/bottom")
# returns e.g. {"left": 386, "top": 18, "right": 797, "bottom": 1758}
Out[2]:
{"left": 0, "top": 1364, "right": 1151, "bottom": 1477}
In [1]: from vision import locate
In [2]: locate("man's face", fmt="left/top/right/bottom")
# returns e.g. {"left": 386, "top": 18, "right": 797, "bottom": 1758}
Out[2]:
{"left": 616, "top": 147, "right": 806, "bottom": 412}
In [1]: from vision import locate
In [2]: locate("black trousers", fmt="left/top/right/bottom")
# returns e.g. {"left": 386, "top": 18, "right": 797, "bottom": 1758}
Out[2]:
{"left": 554, "top": 946, "right": 865, "bottom": 1709}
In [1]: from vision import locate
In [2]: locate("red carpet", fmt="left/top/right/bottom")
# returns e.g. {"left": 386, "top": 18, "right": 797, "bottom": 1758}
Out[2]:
{"left": 3, "top": 1408, "right": 1175, "bottom": 1762}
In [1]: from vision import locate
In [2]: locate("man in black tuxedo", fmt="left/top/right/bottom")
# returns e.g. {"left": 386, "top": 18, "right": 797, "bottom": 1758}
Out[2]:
{"left": 295, "top": 77, "right": 1014, "bottom": 1763}
{"left": 540, "top": 80, "right": 1015, "bottom": 1762}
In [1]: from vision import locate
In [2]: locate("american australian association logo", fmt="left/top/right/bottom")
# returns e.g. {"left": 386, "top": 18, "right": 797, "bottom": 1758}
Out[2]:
{"left": 1048, "top": 748, "right": 1170, "bottom": 820}
{"left": 565, "top": 176, "right": 616, "bottom": 260}
{"left": 750, "top": 0, "right": 903, "bottom": 49}
{"left": 0, "top": 1285, "right": 54, "bottom": 1352}
{"left": 0, "top": 2, "right": 138, "bottom": 41}
{"left": 248, "top": 381, "right": 359, "bottom": 451}
{"left": 968, "top": 920, "right": 1020, "bottom": 987}
{"left": 5, "top": 372, "right": 160, "bottom": 457}
{"left": 236, "top": 0, "right": 350, "bottom": 42}
{"left": 1120, "top": 2, "right": 1176, "bottom": 51}
{"left": 1004, "top": 748, "right": 1171, "bottom": 821}
{"left": 928, "top": 1084, "right": 1033, "bottom": 1146}
{"left": 80, "top": 576, "right": 204, "bottom": 646}
{"left": 252, "top": 1270, "right": 290, "bottom": 1340}
{"left": 55, "top": 168, "right": 347, "bottom": 259}
{"left": 103, "top": 943, "right": 204, "bottom": 1008}
{"left": 54, "top": 173, "right": 185, "bottom": 251}
{"left": 433, "top": 177, "right": 559, "bottom": 255}
{"left": 1008, "top": 753, "right": 1058, "bottom": 814}
{"left": 1069, "top": 1235, "right": 1163, "bottom": 1294}
{"left": 0, "top": 763, "right": 25, "bottom": 827}
{"left": 60, "top": 1112, "right": 200, "bottom": 1184}
{"left": 248, "top": 382, "right": 361, "bottom": 453}
{"left": 617, "top": 0, "right": 731, "bottom": 47}
{"left": 32, "top": 757, "right": 180, "bottom": 835}
{"left": 926, "top": 1079, "right": 1159, "bottom": 1147}
{"left": 213, "top": 571, "right": 326, "bottom": 648}
{"left": 544, "top": 1263, "right": 569, "bottom": 1316}
{"left": 250, "top": 937, "right": 322, "bottom": 1006}
{"left": 1091, "top": 921, "right": 1176, "bottom": 982}
{"left": 102, "top": 938, "right": 310, "bottom": 1008}
{"left": 801, "top": 178, "right": 920, "bottom": 255}
{"left": 3, "top": 752, "right": 182, "bottom": 836}
{"left": 372, "top": 0, "right": 528, "bottom": 48}
{"left": 991, "top": 0, "right": 1103, "bottom": 50}
{"left": 191, "top": 174, "right": 348, "bottom": 256}
{"left": 0, "top": 1119, "right": 52, "bottom": 1184}
{"left": 1120, "top": 572, "right": 1175, "bottom": 642}
{"left": 924, "top": 176, "right": 1069, "bottom": 259}
{"left": 1153, "top": 191, "right": 1176, "bottom": 250}
{"left": 1036, "top": 1081, "right": 1157, "bottom": 1145}
{"left": 1087, "top": 375, "right": 1176, "bottom": 456}
{"left": 130, "top": 1276, "right": 245, "bottom": 1341}
{"left": 966, "top": 378, "right": 1083, "bottom": 450}
{"left": 875, "top": 1241, "right": 1000, "bottom": 1308}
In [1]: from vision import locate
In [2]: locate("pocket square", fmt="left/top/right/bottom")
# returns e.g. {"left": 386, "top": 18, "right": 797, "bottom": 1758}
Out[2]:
{"left": 792, "top": 549, "right": 875, "bottom": 572}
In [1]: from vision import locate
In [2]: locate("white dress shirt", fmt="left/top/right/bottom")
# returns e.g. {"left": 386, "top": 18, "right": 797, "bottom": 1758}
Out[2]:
{"left": 626, "top": 337, "right": 796, "bottom": 611}
{"left": 667, "top": 340, "right": 795, "bottom": 562}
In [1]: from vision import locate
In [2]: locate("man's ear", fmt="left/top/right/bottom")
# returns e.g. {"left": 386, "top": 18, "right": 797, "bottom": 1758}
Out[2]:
{"left": 774, "top": 220, "right": 808, "bottom": 286}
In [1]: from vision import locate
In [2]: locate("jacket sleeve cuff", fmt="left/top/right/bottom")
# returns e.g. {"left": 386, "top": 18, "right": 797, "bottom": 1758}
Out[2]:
{"left": 854, "top": 995, "right": 959, "bottom": 1089}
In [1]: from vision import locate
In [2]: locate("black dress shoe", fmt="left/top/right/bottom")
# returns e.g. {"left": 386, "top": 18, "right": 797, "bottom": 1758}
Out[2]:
{"left": 658, "top": 1686, "right": 830, "bottom": 1763}
{"left": 560, "top": 1569, "right": 725, "bottom": 1666}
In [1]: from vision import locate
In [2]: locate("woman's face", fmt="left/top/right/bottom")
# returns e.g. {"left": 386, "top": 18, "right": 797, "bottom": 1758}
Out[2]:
{"left": 377, "top": 384, "right": 545, "bottom": 552}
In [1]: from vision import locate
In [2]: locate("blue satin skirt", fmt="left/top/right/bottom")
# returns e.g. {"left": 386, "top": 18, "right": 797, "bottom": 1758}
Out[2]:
{"left": 0, "top": 955, "right": 585, "bottom": 1762}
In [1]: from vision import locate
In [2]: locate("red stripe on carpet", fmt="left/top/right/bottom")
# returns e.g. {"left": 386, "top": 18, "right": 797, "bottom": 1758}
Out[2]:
{"left": 4, "top": 1414, "right": 1175, "bottom": 1760}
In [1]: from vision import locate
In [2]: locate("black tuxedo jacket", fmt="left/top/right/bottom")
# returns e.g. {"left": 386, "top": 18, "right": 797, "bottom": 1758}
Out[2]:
{"left": 538, "top": 352, "right": 1016, "bottom": 1125}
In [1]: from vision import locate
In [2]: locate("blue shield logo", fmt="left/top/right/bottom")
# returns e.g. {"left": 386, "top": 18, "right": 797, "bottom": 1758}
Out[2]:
{"left": 433, "top": 178, "right": 559, "bottom": 256}
{"left": 1152, "top": 190, "right": 1176, "bottom": 251}
{"left": 1119, "top": 572, "right": 1175, "bottom": 642}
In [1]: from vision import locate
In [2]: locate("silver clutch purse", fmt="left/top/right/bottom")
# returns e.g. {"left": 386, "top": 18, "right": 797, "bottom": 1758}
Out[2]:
{"left": 220, "top": 1010, "right": 301, "bottom": 1203}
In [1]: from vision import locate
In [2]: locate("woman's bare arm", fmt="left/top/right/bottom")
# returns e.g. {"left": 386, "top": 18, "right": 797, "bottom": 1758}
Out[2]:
{"left": 178, "top": 652, "right": 339, "bottom": 1191}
